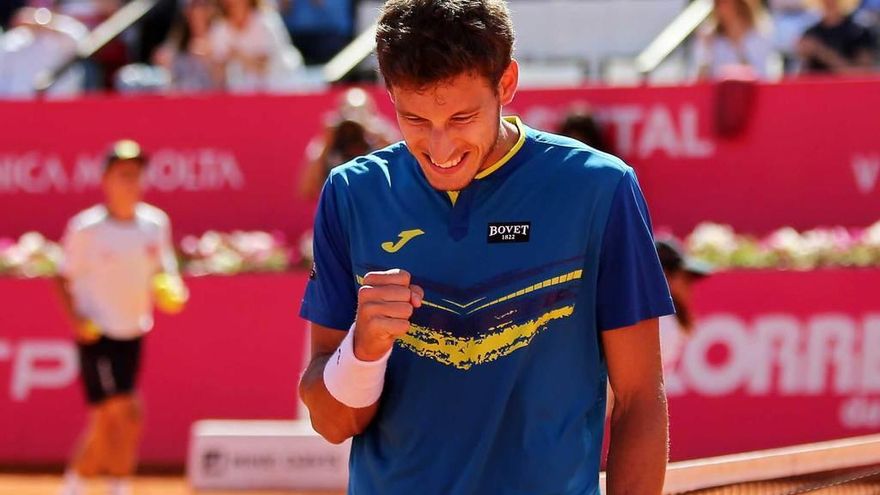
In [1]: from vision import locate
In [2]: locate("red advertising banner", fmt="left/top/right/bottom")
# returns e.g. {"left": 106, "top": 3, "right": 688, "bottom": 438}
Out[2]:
{"left": 505, "top": 78, "right": 880, "bottom": 236}
{"left": 2, "top": 78, "right": 879, "bottom": 242}
{"left": 0, "top": 92, "right": 343, "bottom": 242}
{"left": 667, "top": 268, "right": 880, "bottom": 460}
{"left": 0, "top": 273, "right": 308, "bottom": 464}
{"left": 1, "top": 270, "right": 877, "bottom": 464}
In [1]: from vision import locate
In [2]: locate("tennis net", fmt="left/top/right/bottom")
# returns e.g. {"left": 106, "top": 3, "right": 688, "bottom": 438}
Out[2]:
{"left": 602, "top": 434, "right": 880, "bottom": 494}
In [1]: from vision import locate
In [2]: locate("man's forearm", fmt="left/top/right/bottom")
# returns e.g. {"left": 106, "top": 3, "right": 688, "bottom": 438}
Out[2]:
{"left": 299, "top": 353, "right": 379, "bottom": 444}
{"left": 54, "top": 277, "right": 82, "bottom": 326}
{"left": 605, "top": 392, "right": 669, "bottom": 494}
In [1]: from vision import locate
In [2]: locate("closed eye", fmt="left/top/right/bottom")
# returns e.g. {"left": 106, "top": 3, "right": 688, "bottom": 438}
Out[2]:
{"left": 451, "top": 115, "right": 476, "bottom": 124}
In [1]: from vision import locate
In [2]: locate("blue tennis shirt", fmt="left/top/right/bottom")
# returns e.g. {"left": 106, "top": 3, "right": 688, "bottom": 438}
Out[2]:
{"left": 300, "top": 117, "right": 674, "bottom": 495}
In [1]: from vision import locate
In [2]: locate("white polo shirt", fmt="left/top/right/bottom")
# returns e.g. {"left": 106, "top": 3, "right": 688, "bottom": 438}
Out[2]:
{"left": 61, "top": 203, "right": 177, "bottom": 340}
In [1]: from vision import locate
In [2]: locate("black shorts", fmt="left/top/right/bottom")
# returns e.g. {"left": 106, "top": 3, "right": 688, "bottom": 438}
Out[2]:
{"left": 77, "top": 335, "right": 143, "bottom": 405}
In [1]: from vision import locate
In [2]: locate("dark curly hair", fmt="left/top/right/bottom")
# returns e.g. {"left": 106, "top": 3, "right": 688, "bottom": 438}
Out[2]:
{"left": 375, "top": 0, "right": 515, "bottom": 90}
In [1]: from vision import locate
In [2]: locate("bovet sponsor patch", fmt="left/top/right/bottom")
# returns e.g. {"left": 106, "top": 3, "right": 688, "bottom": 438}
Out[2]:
{"left": 487, "top": 222, "right": 531, "bottom": 243}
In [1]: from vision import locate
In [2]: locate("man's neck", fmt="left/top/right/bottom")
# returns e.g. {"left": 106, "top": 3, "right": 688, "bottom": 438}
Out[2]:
{"left": 478, "top": 118, "right": 520, "bottom": 173}
{"left": 106, "top": 203, "right": 137, "bottom": 222}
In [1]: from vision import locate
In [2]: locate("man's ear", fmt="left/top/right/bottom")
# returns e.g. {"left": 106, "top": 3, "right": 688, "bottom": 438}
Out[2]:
{"left": 498, "top": 59, "right": 519, "bottom": 106}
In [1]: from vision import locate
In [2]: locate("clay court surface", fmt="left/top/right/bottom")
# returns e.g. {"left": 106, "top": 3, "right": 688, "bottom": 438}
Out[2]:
{"left": 0, "top": 473, "right": 344, "bottom": 495}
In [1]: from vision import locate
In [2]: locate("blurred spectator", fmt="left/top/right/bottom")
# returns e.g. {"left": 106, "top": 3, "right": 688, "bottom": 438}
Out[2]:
{"left": 693, "top": 0, "right": 777, "bottom": 79}
{"left": 154, "top": 0, "right": 222, "bottom": 92}
{"left": 134, "top": 0, "right": 179, "bottom": 65}
{"left": 768, "top": 0, "right": 822, "bottom": 70}
{"left": 856, "top": 0, "right": 880, "bottom": 28}
{"left": 208, "top": 0, "right": 304, "bottom": 92}
{"left": 798, "top": 0, "right": 878, "bottom": 73}
{"left": 655, "top": 238, "right": 713, "bottom": 373}
{"left": 299, "top": 119, "right": 372, "bottom": 197}
{"left": 556, "top": 107, "right": 611, "bottom": 153}
{"left": 57, "top": 0, "right": 118, "bottom": 22}
{"left": 0, "top": 0, "right": 27, "bottom": 29}
{"left": 57, "top": 0, "right": 129, "bottom": 90}
{"left": 114, "top": 63, "right": 172, "bottom": 93}
{"left": 298, "top": 87, "right": 397, "bottom": 199}
{"left": 0, "top": 6, "right": 87, "bottom": 98}
{"left": 607, "top": 239, "right": 712, "bottom": 419}
{"left": 856, "top": 0, "right": 880, "bottom": 59}
{"left": 331, "top": 87, "right": 397, "bottom": 136}
{"left": 280, "top": 0, "right": 354, "bottom": 65}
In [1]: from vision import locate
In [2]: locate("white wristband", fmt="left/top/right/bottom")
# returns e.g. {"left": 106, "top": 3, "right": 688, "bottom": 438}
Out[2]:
{"left": 323, "top": 325, "right": 392, "bottom": 408}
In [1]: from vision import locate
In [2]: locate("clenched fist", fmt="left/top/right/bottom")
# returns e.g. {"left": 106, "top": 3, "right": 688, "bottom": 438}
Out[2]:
{"left": 354, "top": 269, "right": 424, "bottom": 361}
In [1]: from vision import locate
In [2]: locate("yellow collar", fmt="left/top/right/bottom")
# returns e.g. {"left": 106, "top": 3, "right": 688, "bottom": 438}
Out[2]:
{"left": 446, "top": 116, "right": 526, "bottom": 206}
{"left": 475, "top": 116, "right": 526, "bottom": 180}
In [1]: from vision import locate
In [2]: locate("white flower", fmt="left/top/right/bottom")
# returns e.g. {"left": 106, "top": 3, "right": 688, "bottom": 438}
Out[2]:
{"left": 198, "top": 231, "right": 223, "bottom": 257}
{"left": 687, "top": 223, "right": 738, "bottom": 255}
{"left": 18, "top": 232, "right": 47, "bottom": 257}
{"left": 863, "top": 220, "right": 880, "bottom": 246}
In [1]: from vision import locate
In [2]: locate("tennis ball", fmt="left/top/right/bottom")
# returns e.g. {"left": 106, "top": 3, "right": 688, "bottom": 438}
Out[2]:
{"left": 78, "top": 320, "right": 101, "bottom": 343}
{"left": 152, "top": 273, "right": 189, "bottom": 314}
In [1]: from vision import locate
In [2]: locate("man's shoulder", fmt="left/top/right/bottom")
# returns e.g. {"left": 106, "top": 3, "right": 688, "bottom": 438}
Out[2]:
{"left": 66, "top": 204, "right": 108, "bottom": 233}
{"left": 326, "top": 141, "right": 413, "bottom": 192}
{"left": 135, "top": 203, "right": 170, "bottom": 226}
{"left": 527, "top": 128, "right": 632, "bottom": 185}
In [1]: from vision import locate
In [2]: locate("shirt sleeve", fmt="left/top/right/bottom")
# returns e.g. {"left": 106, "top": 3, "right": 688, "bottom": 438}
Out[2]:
{"left": 299, "top": 178, "right": 357, "bottom": 331}
{"left": 158, "top": 214, "right": 179, "bottom": 276}
{"left": 596, "top": 169, "right": 675, "bottom": 332}
{"left": 59, "top": 222, "right": 87, "bottom": 279}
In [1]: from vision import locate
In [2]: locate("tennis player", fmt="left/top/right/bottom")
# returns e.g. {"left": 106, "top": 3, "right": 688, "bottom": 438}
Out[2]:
{"left": 299, "top": 1, "right": 674, "bottom": 493}
{"left": 57, "top": 140, "right": 186, "bottom": 495}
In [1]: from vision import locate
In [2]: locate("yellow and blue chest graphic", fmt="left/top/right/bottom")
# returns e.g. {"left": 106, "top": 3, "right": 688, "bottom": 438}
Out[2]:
{"left": 357, "top": 254, "right": 585, "bottom": 370}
